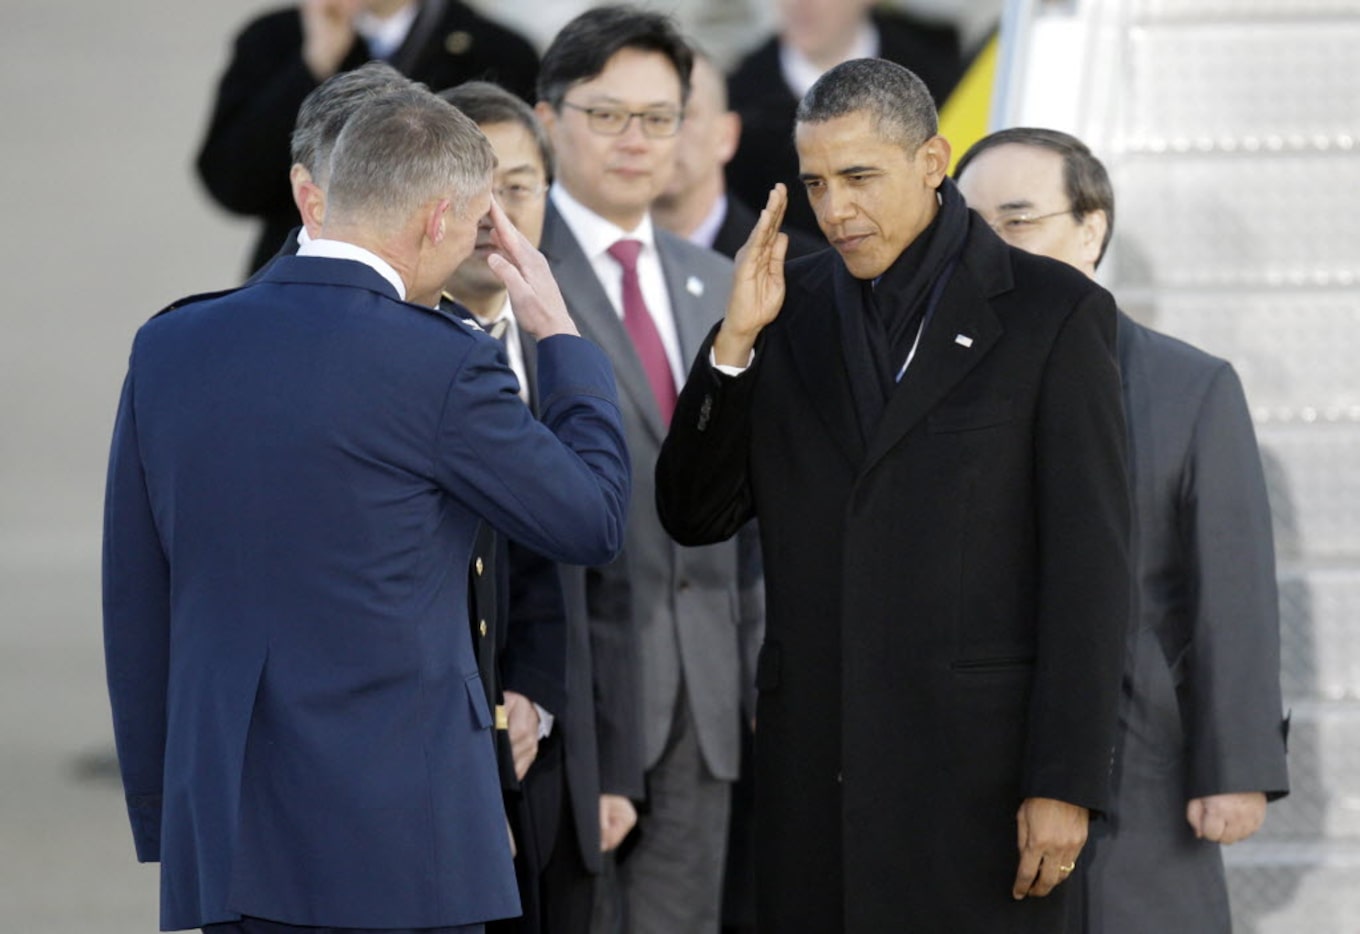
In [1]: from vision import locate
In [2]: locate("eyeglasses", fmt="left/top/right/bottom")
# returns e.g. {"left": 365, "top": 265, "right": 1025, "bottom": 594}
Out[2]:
{"left": 985, "top": 209, "right": 1075, "bottom": 237}
{"left": 494, "top": 182, "right": 546, "bottom": 206}
{"left": 560, "top": 101, "right": 683, "bottom": 138}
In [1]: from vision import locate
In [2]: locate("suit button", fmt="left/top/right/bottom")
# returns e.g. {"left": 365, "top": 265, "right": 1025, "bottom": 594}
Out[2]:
{"left": 479, "top": 619, "right": 488, "bottom": 638}
{"left": 678, "top": 579, "right": 691, "bottom": 592}
{"left": 475, "top": 557, "right": 484, "bottom": 576}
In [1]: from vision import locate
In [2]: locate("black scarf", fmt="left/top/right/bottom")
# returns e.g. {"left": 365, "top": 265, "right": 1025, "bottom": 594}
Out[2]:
{"left": 840, "top": 176, "right": 969, "bottom": 441}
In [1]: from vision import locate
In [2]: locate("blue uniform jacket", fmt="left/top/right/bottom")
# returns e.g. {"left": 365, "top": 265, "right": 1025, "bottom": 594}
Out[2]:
{"left": 102, "top": 256, "right": 629, "bottom": 930}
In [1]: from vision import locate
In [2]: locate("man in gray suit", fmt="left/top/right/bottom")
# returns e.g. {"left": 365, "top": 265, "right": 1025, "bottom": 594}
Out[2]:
{"left": 532, "top": 7, "right": 761, "bottom": 932}
{"left": 956, "top": 127, "right": 1290, "bottom": 934}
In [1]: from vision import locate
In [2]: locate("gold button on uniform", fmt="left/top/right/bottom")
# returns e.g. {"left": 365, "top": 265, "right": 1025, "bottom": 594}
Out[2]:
{"left": 479, "top": 619, "right": 488, "bottom": 637}
{"left": 445, "top": 30, "right": 472, "bottom": 55}
{"left": 475, "top": 557, "right": 484, "bottom": 576}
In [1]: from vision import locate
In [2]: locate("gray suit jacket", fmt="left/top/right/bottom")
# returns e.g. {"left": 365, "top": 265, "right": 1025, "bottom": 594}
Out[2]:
{"left": 540, "top": 202, "right": 761, "bottom": 790}
{"left": 1084, "top": 312, "right": 1289, "bottom": 934}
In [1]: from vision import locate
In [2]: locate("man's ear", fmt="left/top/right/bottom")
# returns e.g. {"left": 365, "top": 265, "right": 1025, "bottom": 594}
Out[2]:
{"left": 424, "top": 198, "right": 452, "bottom": 245}
{"left": 1079, "top": 209, "right": 1109, "bottom": 270}
{"left": 716, "top": 111, "right": 742, "bottom": 166}
{"left": 534, "top": 102, "right": 558, "bottom": 137}
{"left": 290, "top": 164, "right": 326, "bottom": 235}
{"left": 920, "top": 135, "right": 953, "bottom": 187}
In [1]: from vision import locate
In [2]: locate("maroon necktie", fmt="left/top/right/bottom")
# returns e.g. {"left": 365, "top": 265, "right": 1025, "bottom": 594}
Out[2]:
{"left": 607, "top": 239, "right": 677, "bottom": 425}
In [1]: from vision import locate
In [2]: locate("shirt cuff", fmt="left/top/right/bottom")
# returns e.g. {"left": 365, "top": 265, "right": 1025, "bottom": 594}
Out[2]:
{"left": 534, "top": 703, "right": 554, "bottom": 739}
{"left": 710, "top": 347, "right": 755, "bottom": 376}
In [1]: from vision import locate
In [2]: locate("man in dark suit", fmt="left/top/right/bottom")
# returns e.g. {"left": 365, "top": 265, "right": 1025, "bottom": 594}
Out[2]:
{"left": 652, "top": 49, "right": 822, "bottom": 262}
{"left": 725, "top": 0, "right": 962, "bottom": 237}
{"left": 103, "top": 88, "right": 630, "bottom": 933}
{"left": 655, "top": 59, "right": 1130, "bottom": 932}
{"left": 197, "top": 0, "right": 540, "bottom": 275}
{"left": 532, "top": 8, "right": 763, "bottom": 931}
{"left": 439, "top": 80, "right": 575, "bottom": 934}
{"left": 955, "top": 127, "right": 1290, "bottom": 934}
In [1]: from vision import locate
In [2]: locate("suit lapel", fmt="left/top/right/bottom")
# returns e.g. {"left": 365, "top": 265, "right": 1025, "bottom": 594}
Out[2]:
{"left": 785, "top": 256, "right": 865, "bottom": 469}
{"left": 541, "top": 204, "right": 667, "bottom": 443}
{"left": 655, "top": 230, "right": 711, "bottom": 367}
{"left": 859, "top": 239, "right": 1005, "bottom": 477}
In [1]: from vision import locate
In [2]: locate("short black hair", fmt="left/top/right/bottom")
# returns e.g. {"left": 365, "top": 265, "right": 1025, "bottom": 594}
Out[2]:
{"left": 954, "top": 127, "right": 1116, "bottom": 265}
{"left": 439, "top": 81, "right": 554, "bottom": 182}
{"left": 536, "top": 5, "right": 693, "bottom": 110}
{"left": 796, "top": 58, "right": 937, "bottom": 155}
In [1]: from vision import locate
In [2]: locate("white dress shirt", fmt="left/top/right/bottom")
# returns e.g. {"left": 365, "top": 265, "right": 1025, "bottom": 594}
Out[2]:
{"left": 549, "top": 185, "right": 687, "bottom": 389}
{"left": 778, "top": 22, "right": 880, "bottom": 99}
{"left": 354, "top": 2, "right": 419, "bottom": 60}
{"left": 473, "top": 296, "right": 530, "bottom": 405}
{"left": 688, "top": 195, "right": 728, "bottom": 251}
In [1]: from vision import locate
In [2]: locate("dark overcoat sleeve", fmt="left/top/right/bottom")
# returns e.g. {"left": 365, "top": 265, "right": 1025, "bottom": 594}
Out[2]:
{"left": 1022, "top": 290, "right": 1132, "bottom": 813}
{"left": 1182, "top": 364, "right": 1289, "bottom": 799}
{"left": 195, "top": 12, "right": 365, "bottom": 220}
{"left": 655, "top": 323, "right": 759, "bottom": 547}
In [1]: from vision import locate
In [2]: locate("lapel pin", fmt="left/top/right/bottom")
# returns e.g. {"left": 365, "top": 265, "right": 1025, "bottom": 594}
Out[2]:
{"left": 954, "top": 334, "right": 974, "bottom": 348}
{"left": 686, "top": 276, "right": 704, "bottom": 297}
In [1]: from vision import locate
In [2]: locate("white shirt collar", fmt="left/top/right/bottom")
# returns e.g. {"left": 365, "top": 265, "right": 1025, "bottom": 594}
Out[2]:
{"left": 550, "top": 183, "right": 657, "bottom": 261}
{"left": 296, "top": 226, "right": 313, "bottom": 248}
{"left": 688, "top": 195, "right": 728, "bottom": 251}
{"left": 779, "top": 21, "right": 881, "bottom": 99}
{"left": 472, "top": 294, "right": 515, "bottom": 331}
{"left": 296, "top": 238, "right": 407, "bottom": 300}
{"left": 354, "top": 2, "right": 419, "bottom": 60}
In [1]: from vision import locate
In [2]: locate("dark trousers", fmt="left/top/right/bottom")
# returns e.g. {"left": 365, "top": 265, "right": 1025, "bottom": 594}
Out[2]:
{"left": 538, "top": 784, "right": 595, "bottom": 934}
{"left": 203, "top": 917, "right": 484, "bottom": 934}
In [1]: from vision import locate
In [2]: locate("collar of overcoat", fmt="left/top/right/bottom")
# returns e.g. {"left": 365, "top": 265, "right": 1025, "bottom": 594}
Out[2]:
{"left": 783, "top": 215, "right": 1015, "bottom": 478}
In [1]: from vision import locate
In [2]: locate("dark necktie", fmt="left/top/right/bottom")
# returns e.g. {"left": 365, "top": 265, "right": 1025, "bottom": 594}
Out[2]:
{"left": 607, "top": 239, "right": 677, "bottom": 425}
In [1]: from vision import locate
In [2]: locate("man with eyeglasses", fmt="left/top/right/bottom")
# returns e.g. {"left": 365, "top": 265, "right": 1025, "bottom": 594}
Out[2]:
{"left": 532, "top": 7, "right": 763, "bottom": 933}
{"left": 955, "top": 127, "right": 1289, "bottom": 934}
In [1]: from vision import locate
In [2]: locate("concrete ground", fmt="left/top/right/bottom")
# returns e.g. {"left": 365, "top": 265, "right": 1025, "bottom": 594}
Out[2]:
{"left": 2, "top": 3, "right": 279, "bottom": 930}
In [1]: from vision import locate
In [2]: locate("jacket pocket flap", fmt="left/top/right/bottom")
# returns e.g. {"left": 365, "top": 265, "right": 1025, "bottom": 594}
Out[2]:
{"left": 464, "top": 673, "right": 493, "bottom": 730}
{"left": 928, "top": 401, "right": 1013, "bottom": 433}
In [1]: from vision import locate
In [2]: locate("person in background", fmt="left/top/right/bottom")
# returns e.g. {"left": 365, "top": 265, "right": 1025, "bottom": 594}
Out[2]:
{"left": 656, "top": 58, "right": 1130, "bottom": 932}
{"left": 197, "top": 0, "right": 539, "bottom": 275}
{"left": 439, "top": 80, "right": 574, "bottom": 934}
{"left": 533, "top": 7, "right": 762, "bottom": 931}
{"left": 955, "top": 126, "right": 1290, "bottom": 934}
{"left": 725, "top": 0, "right": 962, "bottom": 236}
{"left": 103, "top": 86, "right": 630, "bottom": 934}
{"left": 652, "top": 48, "right": 821, "bottom": 261}
{"left": 249, "top": 60, "right": 412, "bottom": 277}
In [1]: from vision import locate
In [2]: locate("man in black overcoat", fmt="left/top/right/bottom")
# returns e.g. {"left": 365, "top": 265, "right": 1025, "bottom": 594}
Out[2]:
{"left": 655, "top": 59, "right": 1131, "bottom": 932}
{"left": 725, "top": 0, "right": 962, "bottom": 237}
{"left": 197, "top": 0, "right": 539, "bottom": 275}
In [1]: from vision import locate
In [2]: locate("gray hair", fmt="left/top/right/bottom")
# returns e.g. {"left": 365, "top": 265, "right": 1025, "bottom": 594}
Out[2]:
{"left": 291, "top": 62, "right": 413, "bottom": 184}
{"left": 796, "top": 58, "right": 937, "bottom": 154}
{"left": 325, "top": 87, "right": 495, "bottom": 231}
